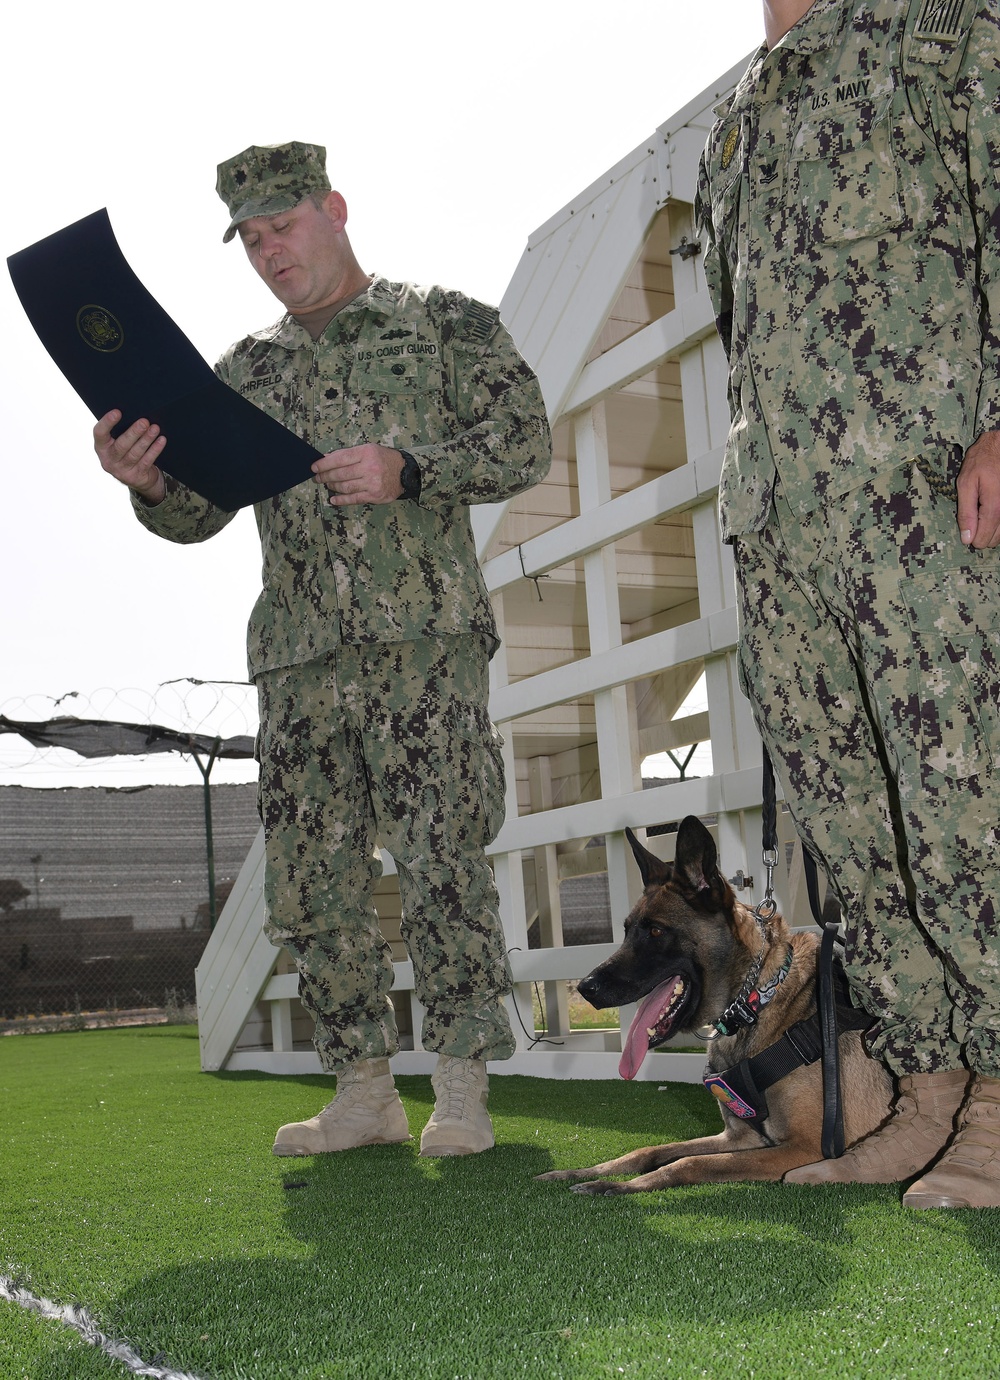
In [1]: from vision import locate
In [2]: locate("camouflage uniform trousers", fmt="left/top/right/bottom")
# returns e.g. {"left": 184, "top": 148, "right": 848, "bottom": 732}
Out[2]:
{"left": 255, "top": 634, "right": 516, "bottom": 1072}
{"left": 734, "top": 460, "right": 1000, "bottom": 1078}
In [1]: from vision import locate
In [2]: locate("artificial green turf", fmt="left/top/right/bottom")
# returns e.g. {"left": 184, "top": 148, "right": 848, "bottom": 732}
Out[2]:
{"left": 2, "top": 1027, "right": 999, "bottom": 1380}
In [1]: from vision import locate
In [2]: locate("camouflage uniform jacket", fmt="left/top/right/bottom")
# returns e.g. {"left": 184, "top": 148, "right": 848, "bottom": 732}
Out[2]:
{"left": 132, "top": 276, "right": 551, "bottom": 677}
{"left": 696, "top": 0, "right": 1000, "bottom": 539}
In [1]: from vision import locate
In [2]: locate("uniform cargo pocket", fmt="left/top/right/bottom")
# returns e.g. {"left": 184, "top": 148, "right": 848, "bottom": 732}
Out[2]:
{"left": 900, "top": 566, "right": 1000, "bottom": 779}
{"left": 445, "top": 701, "right": 508, "bottom": 846}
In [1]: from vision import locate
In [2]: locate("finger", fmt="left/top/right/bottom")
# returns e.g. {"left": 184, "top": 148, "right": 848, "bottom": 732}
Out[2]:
{"left": 315, "top": 469, "right": 369, "bottom": 498}
{"left": 311, "top": 448, "right": 352, "bottom": 474}
{"left": 958, "top": 474, "right": 1000, "bottom": 548}
{"left": 956, "top": 474, "right": 980, "bottom": 547}
{"left": 106, "top": 431, "right": 167, "bottom": 485}
{"left": 978, "top": 510, "right": 1000, "bottom": 549}
{"left": 327, "top": 486, "right": 373, "bottom": 506}
{"left": 328, "top": 477, "right": 367, "bottom": 498}
{"left": 128, "top": 433, "right": 167, "bottom": 470}
{"left": 976, "top": 481, "right": 1000, "bottom": 548}
{"left": 93, "top": 409, "right": 122, "bottom": 445}
{"left": 312, "top": 463, "right": 350, "bottom": 489}
{"left": 99, "top": 416, "right": 156, "bottom": 468}
{"left": 312, "top": 443, "right": 374, "bottom": 474}
{"left": 313, "top": 457, "right": 365, "bottom": 484}
{"left": 117, "top": 418, "right": 159, "bottom": 454}
{"left": 110, "top": 426, "right": 164, "bottom": 478}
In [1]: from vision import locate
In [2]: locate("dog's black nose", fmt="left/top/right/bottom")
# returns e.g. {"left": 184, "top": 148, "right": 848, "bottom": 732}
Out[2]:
{"left": 577, "top": 974, "right": 601, "bottom": 1007}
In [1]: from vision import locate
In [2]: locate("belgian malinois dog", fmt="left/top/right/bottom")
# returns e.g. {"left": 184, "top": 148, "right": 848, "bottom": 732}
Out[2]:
{"left": 537, "top": 815, "right": 893, "bottom": 1194}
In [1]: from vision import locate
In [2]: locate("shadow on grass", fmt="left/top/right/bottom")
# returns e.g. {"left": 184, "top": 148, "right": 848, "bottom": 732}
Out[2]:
{"left": 20, "top": 1124, "right": 863, "bottom": 1380}
{"left": 30, "top": 1150, "right": 861, "bottom": 1380}
{"left": 22, "top": 1059, "right": 1000, "bottom": 1380}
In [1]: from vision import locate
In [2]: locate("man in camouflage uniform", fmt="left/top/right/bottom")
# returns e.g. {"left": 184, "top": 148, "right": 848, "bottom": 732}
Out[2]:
{"left": 94, "top": 141, "right": 551, "bottom": 1157}
{"left": 698, "top": 0, "right": 1000, "bottom": 1207}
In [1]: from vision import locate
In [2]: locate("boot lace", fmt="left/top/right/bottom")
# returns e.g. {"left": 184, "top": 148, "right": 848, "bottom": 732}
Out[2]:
{"left": 317, "top": 1072, "right": 392, "bottom": 1125}
{"left": 434, "top": 1061, "right": 484, "bottom": 1123}
{"left": 942, "top": 1087, "right": 1000, "bottom": 1170}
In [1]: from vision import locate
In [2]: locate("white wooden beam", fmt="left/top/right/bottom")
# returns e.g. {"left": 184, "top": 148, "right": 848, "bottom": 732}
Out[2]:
{"left": 490, "top": 607, "right": 737, "bottom": 725}
{"left": 491, "top": 767, "right": 762, "bottom": 857}
{"left": 563, "top": 289, "right": 717, "bottom": 417}
{"left": 481, "top": 448, "right": 722, "bottom": 595}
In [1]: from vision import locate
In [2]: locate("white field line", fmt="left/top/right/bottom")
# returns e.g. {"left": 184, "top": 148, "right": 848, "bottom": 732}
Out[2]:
{"left": 0, "top": 1273, "right": 205, "bottom": 1380}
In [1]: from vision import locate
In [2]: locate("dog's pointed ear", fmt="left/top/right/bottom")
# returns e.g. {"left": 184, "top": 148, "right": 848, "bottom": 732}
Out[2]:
{"left": 625, "top": 827, "right": 672, "bottom": 888}
{"left": 673, "top": 816, "right": 725, "bottom": 898}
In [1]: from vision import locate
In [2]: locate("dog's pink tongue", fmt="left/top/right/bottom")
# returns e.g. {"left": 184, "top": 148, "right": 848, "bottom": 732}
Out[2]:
{"left": 619, "top": 978, "right": 681, "bottom": 1080}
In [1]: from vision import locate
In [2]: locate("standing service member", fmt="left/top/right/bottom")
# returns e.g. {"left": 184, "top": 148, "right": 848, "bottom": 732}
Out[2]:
{"left": 94, "top": 141, "right": 552, "bottom": 1158}
{"left": 698, "top": 0, "right": 1000, "bottom": 1207}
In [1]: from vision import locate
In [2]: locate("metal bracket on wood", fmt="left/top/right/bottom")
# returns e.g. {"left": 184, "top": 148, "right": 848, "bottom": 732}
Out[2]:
{"left": 670, "top": 236, "right": 701, "bottom": 261}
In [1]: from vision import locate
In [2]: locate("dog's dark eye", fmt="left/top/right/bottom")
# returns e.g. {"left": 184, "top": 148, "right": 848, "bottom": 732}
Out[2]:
{"left": 648, "top": 925, "right": 664, "bottom": 939}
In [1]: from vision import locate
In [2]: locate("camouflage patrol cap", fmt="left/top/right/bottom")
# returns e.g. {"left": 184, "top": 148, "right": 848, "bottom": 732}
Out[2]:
{"left": 216, "top": 141, "right": 331, "bottom": 243}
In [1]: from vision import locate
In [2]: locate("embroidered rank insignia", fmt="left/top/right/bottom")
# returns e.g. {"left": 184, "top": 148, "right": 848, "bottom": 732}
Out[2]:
{"left": 721, "top": 126, "right": 740, "bottom": 171}
{"left": 704, "top": 1074, "right": 757, "bottom": 1119}
{"left": 458, "top": 300, "right": 499, "bottom": 345}
{"left": 914, "top": 0, "right": 969, "bottom": 42}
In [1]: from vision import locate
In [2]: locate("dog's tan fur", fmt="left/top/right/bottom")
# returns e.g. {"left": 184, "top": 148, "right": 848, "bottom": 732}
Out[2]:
{"left": 537, "top": 817, "right": 894, "bottom": 1195}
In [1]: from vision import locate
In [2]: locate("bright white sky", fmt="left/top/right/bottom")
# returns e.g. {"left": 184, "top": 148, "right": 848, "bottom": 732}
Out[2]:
{"left": 1, "top": 0, "right": 761, "bottom": 787}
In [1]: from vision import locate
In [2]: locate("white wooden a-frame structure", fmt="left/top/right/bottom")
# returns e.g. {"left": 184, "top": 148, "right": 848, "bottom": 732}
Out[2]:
{"left": 197, "top": 58, "right": 814, "bottom": 1081}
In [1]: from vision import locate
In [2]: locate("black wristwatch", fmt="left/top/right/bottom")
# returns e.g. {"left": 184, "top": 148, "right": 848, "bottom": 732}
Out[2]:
{"left": 398, "top": 449, "right": 422, "bottom": 502}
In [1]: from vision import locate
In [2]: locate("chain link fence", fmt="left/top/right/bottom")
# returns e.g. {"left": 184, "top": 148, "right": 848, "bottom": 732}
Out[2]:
{"left": 0, "top": 682, "right": 260, "bottom": 1034}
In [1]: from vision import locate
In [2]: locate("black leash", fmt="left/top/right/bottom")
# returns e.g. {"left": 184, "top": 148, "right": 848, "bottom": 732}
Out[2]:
{"left": 804, "top": 845, "right": 846, "bottom": 1158}
{"left": 761, "top": 753, "right": 846, "bottom": 1158}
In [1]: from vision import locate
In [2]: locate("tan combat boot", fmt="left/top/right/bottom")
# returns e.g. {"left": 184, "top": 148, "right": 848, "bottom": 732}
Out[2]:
{"left": 272, "top": 1057, "right": 411, "bottom": 1156}
{"left": 419, "top": 1056, "right": 494, "bottom": 1157}
{"left": 904, "top": 1076, "right": 1000, "bottom": 1209}
{"left": 784, "top": 1068, "right": 969, "bottom": 1185}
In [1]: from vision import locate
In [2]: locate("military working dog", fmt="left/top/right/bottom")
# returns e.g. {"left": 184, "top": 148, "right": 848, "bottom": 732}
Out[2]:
{"left": 537, "top": 816, "right": 894, "bottom": 1194}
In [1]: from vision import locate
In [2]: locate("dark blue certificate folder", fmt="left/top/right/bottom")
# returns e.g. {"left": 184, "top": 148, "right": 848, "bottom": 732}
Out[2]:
{"left": 7, "top": 209, "right": 320, "bottom": 511}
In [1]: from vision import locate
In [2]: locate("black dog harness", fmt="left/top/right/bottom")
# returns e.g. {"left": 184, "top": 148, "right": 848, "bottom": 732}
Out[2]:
{"left": 702, "top": 753, "right": 877, "bottom": 1136}
{"left": 703, "top": 955, "right": 874, "bottom": 1124}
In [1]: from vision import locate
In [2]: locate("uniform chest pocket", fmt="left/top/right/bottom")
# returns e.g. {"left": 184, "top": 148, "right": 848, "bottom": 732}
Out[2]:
{"left": 350, "top": 343, "right": 443, "bottom": 396}
{"left": 790, "top": 101, "right": 902, "bottom": 244}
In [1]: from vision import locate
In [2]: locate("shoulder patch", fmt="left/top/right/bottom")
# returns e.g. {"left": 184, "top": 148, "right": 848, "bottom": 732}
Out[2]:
{"left": 457, "top": 300, "right": 500, "bottom": 346}
{"left": 913, "top": 0, "right": 971, "bottom": 43}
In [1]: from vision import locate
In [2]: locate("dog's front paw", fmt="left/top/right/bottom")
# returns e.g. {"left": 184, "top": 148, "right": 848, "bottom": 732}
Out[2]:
{"left": 570, "top": 1179, "right": 627, "bottom": 1196}
{"left": 535, "top": 1169, "right": 581, "bottom": 1182}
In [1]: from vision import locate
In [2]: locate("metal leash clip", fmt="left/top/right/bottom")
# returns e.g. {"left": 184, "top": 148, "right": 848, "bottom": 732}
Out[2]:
{"left": 754, "top": 845, "right": 778, "bottom": 921}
